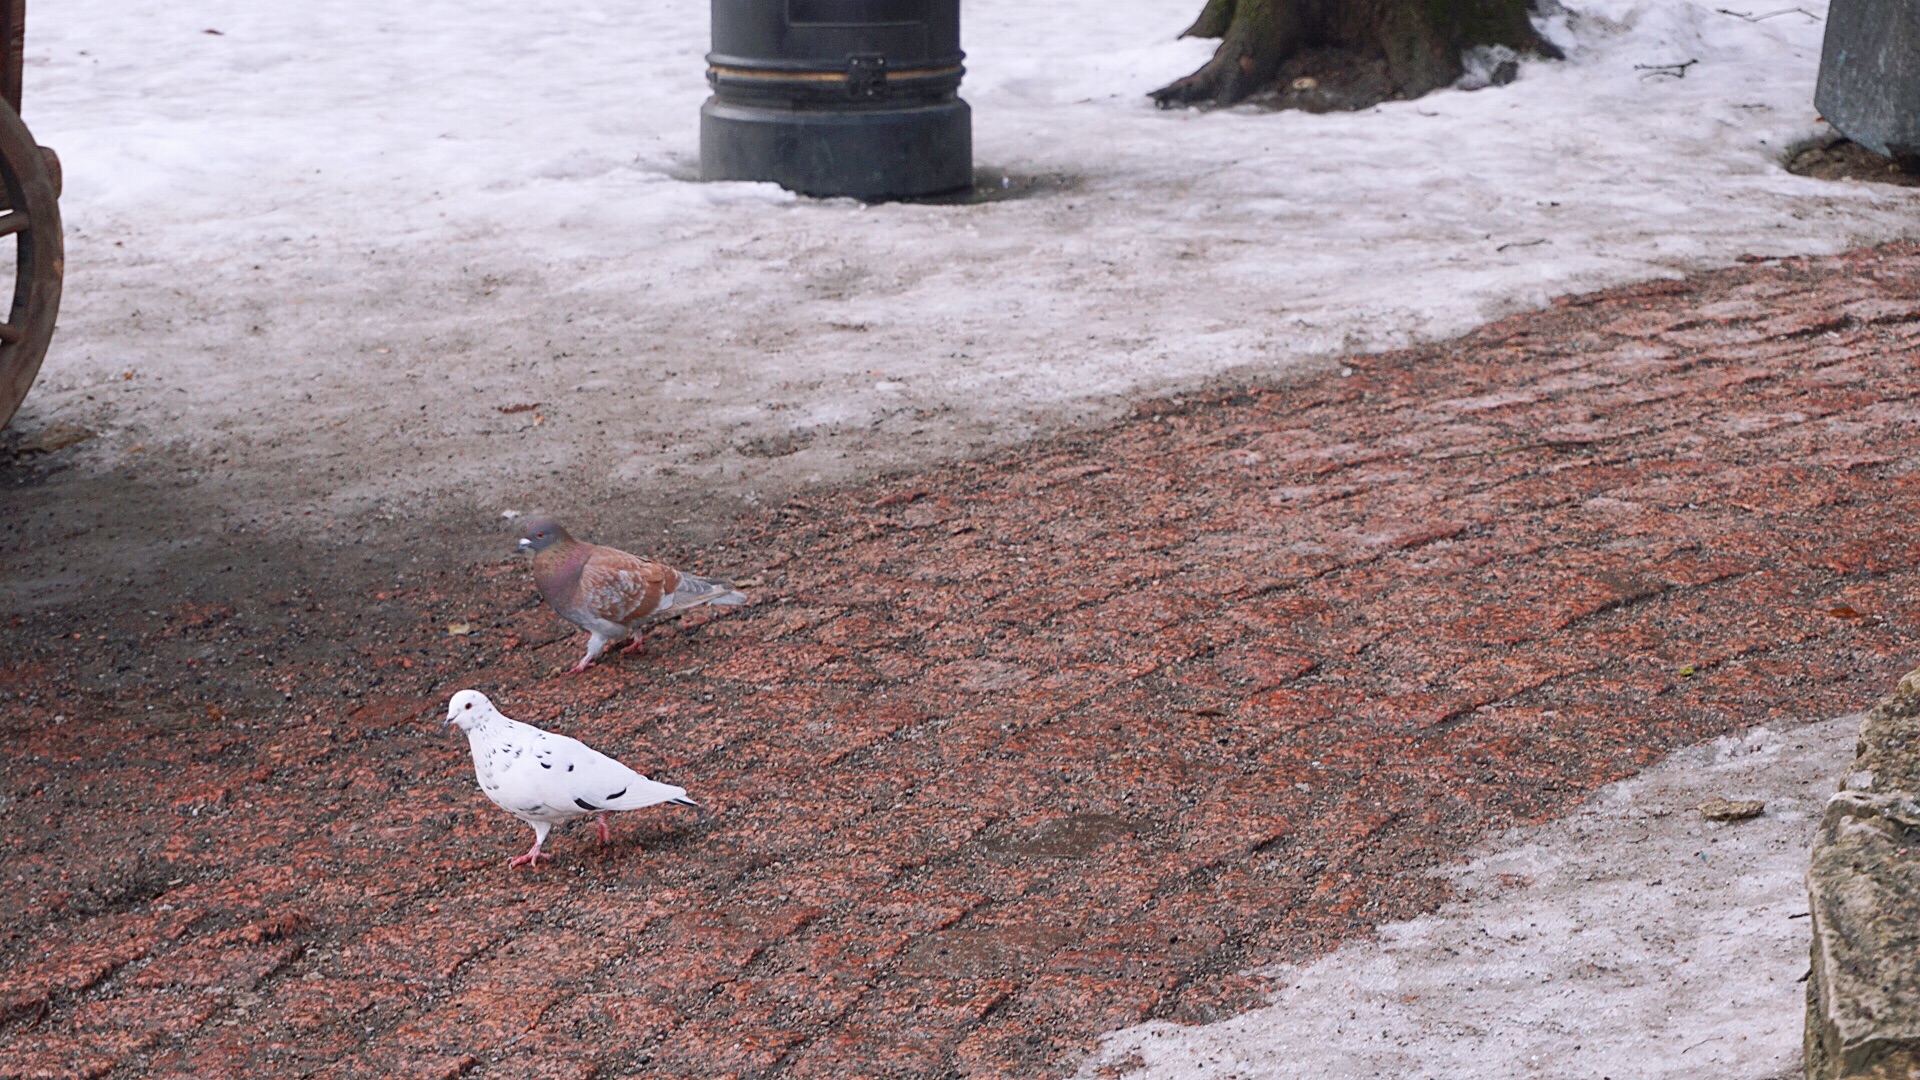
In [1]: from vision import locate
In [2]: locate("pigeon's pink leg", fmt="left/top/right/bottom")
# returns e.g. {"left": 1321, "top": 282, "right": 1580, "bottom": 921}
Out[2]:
{"left": 568, "top": 633, "right": 611, "bottom": 674}
{"left": 618, "top": 634, "right": 647, "bottom": 656}
{"left": 595, "top": 813, "right": 612, "bottom": 844}
{"left": 508, "top": 840, "right": 548, "bottom": 868}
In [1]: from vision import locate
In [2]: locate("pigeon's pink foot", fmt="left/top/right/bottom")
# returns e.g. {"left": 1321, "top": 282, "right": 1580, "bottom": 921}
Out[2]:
{"left": 618, "top": 635, "right": 647, "bottom": 656}
{"left": 508, "top": 843, "right": 548, "bottom": 868}
{"left": 595, "top": 813, "right": 612, "bottom": 844}
{"left": 567, "top": 656, "right": 596, "bottom": 675}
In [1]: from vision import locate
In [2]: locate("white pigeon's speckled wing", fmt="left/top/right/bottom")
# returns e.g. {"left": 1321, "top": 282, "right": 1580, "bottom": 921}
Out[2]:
{"left": 471, "top": 717, "right": 595, "bottom": 823}
{"left": 469, "top": 715, "right": 684, "bottom": 824}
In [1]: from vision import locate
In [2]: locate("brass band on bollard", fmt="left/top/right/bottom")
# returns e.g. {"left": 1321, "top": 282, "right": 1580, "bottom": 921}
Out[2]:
{"left": 707, "top": 62, "right": 964, "bottom": 85}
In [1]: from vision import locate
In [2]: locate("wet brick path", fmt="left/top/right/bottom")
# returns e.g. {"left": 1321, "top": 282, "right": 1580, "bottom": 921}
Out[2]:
{"left": 6, "top": 245, "right": 1920, "bottom": 1078}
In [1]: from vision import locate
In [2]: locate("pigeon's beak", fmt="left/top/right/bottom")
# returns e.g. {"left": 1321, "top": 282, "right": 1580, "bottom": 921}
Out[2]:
{"left": 517, "top": 538, "right": 532, "bottom": 552}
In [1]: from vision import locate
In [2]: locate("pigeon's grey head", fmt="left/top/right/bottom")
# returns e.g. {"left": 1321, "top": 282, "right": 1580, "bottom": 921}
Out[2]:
{"left": 445, "top": 689, "right": 495, "bottom": 730}
{"left": 517, "top": 516, "right": 567, "bottom": 555}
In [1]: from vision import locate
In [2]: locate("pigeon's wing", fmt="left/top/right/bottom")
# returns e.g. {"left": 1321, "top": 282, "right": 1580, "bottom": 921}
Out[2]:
{"left": 659, "top": 571, "right": 748, "bottom": 614}
{"left": 473, "top": 717, "right": 589, "bottom": 824}
{"left": 577, "top": 545, "right": 680, "bottom": 627}
{"left": 474, "top": 713, "right": 693, "bottom": 818}
{"left": 564, "top": 747, "right": 688, "bottom": 812}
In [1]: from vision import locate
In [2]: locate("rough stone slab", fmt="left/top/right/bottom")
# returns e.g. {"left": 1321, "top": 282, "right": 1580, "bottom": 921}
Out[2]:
{"left": 1805, "top": 667, "right": 1920, "bottom": 1079}
{"left": 1817, "top": 0, "right": 1920, "bottom": 165}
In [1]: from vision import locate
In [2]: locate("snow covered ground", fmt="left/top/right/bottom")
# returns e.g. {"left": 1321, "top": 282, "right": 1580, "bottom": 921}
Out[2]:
{"left": 19, "top": 0, "right": 1920, "bottom": 539}
{"left": 1076, "top": 718, "right": 1846, "bottom": 1080}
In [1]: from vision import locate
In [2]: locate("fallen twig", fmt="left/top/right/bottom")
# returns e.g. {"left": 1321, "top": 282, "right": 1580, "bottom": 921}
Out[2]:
{"left": 1635, "top": 59, "right": 1699, "bottom": 79}
{"left": 1715, "top": 7, "right": 1819, "bottom": 22}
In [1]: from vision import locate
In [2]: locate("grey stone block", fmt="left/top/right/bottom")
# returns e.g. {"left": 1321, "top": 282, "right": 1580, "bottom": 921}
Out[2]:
{"left": 1805, "top": 668, "right": 1920, "bottom": 1079}
{"left": 1816, "top": 0, "right": 1920, "bottom": 167}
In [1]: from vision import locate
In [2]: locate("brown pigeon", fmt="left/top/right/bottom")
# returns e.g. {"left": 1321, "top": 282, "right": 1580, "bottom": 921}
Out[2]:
{"left": 518, "top": 517, "right": 747, "bottom": 673}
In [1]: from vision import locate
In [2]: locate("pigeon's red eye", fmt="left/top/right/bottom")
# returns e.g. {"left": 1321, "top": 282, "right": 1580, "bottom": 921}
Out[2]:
{"left": 464, "top": 703, "right": 472, "bottom": 709}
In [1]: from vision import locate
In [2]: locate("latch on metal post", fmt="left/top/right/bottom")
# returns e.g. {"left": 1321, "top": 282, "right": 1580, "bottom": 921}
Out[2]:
{"left": 847, "top": 53, "right": 887, "bottom": 98}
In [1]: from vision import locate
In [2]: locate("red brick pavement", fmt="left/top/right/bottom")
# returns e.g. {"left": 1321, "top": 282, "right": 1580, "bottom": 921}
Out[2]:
{"left": 6, "top": 244, "right": 1920, "bottom": 1078}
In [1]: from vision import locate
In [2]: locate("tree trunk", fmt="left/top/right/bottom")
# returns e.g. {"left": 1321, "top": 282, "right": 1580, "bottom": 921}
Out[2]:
{"left": 1152, "top": 0, "right": 1559, "bottom": 108}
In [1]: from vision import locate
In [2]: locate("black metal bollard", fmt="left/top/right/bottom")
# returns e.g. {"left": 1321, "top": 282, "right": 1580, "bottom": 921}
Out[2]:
{"left": 700, "top": 0, "right": 972, "bottom": 200}
{"left": 1816, "top": 0, "right": 1920, "bottom": 167}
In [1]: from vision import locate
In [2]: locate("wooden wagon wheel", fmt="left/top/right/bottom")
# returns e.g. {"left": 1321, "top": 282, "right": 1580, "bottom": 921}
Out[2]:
{"left": 0, "top": 98, "right": 60, "bottom": 431}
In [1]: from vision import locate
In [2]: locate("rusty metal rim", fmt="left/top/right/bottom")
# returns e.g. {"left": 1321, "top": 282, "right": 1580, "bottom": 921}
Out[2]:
{"left": 0, "top": 97, "right": 62, "bottom": 433}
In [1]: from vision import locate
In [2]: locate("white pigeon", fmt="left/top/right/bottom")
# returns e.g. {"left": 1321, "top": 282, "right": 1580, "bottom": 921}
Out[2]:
{"left": 443, "top": 689, "right": 699, "bottom": 868}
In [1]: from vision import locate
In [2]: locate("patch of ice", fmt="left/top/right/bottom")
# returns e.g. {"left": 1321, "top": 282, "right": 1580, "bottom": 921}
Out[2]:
{"left": 1077, "top": 717, "right": 1855, "bottom": 1080}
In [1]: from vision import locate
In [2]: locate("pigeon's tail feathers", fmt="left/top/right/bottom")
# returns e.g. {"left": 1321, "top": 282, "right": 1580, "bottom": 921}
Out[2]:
{"left": 669, "top": 796, "right": 700, "bottom": 808}
{"left": 599, "top": 776, "right": 693, "bottom": 811}
{"left": 671, "top": 573, "right": 748, "bottom": 610}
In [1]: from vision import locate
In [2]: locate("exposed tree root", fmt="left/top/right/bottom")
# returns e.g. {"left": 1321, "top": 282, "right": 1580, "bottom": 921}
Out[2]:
{"left": 1152, "top": 0, "right": 1562, "bottom": 109}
